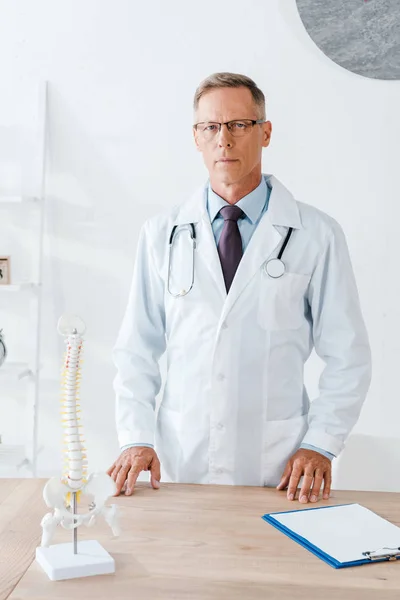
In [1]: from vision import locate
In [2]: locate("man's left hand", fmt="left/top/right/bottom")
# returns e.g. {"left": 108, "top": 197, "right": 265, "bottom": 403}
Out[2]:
{"left": 276, "top": 449, "right": 332, "bottom": 503}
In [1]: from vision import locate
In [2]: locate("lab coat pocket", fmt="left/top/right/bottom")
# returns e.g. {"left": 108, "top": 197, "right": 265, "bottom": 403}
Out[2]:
{"left": 258, "top": 272, "right": 310, "bottom": 331}
{"left": 262, "top": 414, "right": 309, "bottom": 487}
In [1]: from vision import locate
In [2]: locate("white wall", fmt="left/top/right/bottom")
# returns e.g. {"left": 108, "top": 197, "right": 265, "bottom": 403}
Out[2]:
{"left": 0, "top": 0, "right": 399, "bottom": 490}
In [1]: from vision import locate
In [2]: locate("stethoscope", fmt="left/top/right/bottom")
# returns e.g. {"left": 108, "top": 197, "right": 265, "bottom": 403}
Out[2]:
{"left": 264, "top": 226, "right": 293, "bottom": 278}
{"left": 167, "top": 223, "right": 197, "bottom": 297}
{"left": 167, "top": 223, "right": 294, "bottom": 296}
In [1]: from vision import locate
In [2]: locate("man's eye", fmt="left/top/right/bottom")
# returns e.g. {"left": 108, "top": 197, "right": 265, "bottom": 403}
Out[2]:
{"left": 232, "top": 122, "right": 246, "bottom": 129}
{"left": 205, "top": 124, "right": 218, "bottom": 131}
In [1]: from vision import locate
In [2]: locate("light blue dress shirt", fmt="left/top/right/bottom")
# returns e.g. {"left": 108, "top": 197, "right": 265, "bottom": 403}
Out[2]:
{"left": 122, "top": 175, "right": 335, "bottom": 461}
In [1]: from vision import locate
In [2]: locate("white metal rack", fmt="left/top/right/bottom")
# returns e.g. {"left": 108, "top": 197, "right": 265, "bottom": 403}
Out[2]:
{"left": 0, "top": 195, "right": 40, "bottom": 205}
{"left": 0, "top": 361, "right": 33, "bottom": 380}
{"left": 0, "top": 82, "right": 47, "bottom": 477}
{"left": 0, "top": 283, "right": 38, "bottom": 292}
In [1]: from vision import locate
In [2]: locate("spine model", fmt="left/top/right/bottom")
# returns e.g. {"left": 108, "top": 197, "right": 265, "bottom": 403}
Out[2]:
{"left": 61, "top": 332, "right": 87, "bottom": 495}
{"left": 39, "top": 316, "right": 120, "bottom": 549}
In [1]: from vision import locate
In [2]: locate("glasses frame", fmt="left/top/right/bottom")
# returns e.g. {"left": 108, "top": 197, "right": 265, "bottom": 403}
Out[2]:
{"left": 193, "top": 119, "right": 265, "bottom": 137}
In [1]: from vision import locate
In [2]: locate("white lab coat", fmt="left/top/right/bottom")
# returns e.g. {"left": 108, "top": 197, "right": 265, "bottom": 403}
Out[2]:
{"left": 113, "top": 174, "right": 371, "bottom": 487}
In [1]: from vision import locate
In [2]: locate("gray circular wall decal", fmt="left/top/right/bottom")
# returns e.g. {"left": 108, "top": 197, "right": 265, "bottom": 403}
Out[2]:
{"left": 296, "top": 0, "right": 400, "bottom": 80}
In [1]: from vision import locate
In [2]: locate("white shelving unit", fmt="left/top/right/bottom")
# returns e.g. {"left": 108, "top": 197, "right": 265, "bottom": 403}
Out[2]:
{"left": 0, "top": 82, "right": 47, "bottom": 477}
{"left": 0, "top": 361, "right": 33, "bottom": 381}
{"left": 0, "top": 444, "right": 27, "bottom": 468}
{"left": 0, "top": 195, "right": 40, "bottom": 205}
{"left": 0, "top": 283, "right": 38, "bottom": 292}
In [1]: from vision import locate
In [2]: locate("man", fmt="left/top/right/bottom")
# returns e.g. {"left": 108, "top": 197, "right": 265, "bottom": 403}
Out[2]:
{"left": 107, "top": 72, "right": 371, "bottom": 503}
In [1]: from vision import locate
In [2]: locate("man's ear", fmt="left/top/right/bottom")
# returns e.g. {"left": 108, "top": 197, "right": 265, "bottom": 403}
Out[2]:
{"left": 262, "top": 121, "right": 272, "bottom": 148}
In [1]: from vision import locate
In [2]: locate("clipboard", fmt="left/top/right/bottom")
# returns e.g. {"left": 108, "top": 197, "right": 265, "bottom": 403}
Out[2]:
{"left": 262, "top": 503, "right": 400, "bottom": 568}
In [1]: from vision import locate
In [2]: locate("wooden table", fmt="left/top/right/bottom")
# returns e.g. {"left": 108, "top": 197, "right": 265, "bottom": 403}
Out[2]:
{"left": 2, "top": 479, "right": 400, "bottom": 599}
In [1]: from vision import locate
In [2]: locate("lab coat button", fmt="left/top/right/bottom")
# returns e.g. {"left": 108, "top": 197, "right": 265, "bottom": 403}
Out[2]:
{"left": 216, "top": 373, "right": 225, "bottom": 381}
{"left": 217, "top": 423, "right": 224, "bottom": 430}
{"left": 221, "top": 322, "right": 228, "bottom": 330}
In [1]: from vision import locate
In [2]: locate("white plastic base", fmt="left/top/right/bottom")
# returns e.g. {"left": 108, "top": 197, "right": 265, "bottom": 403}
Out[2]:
{"left": 35, "top": 540, "right": 115, "bottom": 581}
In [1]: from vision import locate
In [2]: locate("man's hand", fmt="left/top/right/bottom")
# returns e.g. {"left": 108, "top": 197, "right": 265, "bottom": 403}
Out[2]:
{"left": 276, "top": 449, "right": 331, "bottom": 503}
{"left": 107, "top": 446, "right": 161, "bottom": 496}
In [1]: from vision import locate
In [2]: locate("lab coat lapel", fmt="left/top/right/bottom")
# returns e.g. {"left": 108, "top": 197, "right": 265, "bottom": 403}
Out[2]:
{"left": 173, "top": 185, "right": 227, "bottom": 302}
{"left": 219, "top": 175, "right": 304, "bottom": 324}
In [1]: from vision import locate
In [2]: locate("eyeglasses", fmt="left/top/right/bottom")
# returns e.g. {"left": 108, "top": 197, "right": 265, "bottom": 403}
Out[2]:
{"left": 193, "top": 119, "right": 265, "bottom": 140}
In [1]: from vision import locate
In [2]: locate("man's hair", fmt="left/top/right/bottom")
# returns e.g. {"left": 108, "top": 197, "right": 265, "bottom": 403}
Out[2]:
{"left": 193, "top": 72, "right": 266, "bottom": 120}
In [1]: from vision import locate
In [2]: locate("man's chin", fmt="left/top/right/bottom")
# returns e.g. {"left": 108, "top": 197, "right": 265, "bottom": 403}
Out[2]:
{"left": 212, "top": 167, "right": 242, "bottom": 184}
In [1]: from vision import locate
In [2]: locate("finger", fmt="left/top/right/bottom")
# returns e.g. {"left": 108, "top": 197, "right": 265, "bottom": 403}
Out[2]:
{"left": 323, "top": 468, "right": 332, "bottom": 499}
{"left": 287, "top": 466, "right": 303, "bottom": 500}
{"left": 299, "top": 470, "right": 315, "bottom": 503}
{"left": 106, "top": 463, "right": 115, "bottom": 477}
{"left": 276, "top": 463, "right": 292, "bottom": 490}
{"left": 310, "top": 469, "right": 324, "bottom": 502}
{"left": 150, "top": 457, "right": 161, "bottom": 489}
{"left": 115, "top": 465, "right": 130, "bottom": 496}
{"left": 109, "top": 464, "right": 121, "bottom": 486}
{"left": 125, "top": 465, "right": 142, "bottom": 495}
{"left": 111, "top": 465, "right": 122, "bottom": 481}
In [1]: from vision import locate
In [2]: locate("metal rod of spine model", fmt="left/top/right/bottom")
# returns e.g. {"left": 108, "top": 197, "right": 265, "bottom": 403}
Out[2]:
{"left": 61, "top": 326, "right": 87, "bottom": 554}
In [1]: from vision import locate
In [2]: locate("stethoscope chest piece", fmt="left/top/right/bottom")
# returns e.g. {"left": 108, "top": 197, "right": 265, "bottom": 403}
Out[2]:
{"left": 263, "top": 226, "right": 294, "bottom": 279}
{"left": 264, "top": 258, "right": 285, "bottom": 279}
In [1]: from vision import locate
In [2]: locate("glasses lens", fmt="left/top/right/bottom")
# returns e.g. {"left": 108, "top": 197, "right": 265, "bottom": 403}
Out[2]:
{"left": 196, "top": 122, "right": 220, "bottom": 140}
{"left": 227, "top": 120, "right": 254, "bottom": 137}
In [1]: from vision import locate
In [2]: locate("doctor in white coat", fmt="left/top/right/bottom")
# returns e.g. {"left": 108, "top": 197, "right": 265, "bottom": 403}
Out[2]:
{"left": 108, "top": 72, "right": 372, "bottom": 503}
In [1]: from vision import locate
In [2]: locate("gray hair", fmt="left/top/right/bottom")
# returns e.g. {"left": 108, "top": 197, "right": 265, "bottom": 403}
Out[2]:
{"left": 193, "top": 72, "right": 266, "bottom": 120}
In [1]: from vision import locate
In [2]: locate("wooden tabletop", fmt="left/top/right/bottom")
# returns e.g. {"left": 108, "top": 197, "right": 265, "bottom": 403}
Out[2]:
{"left": 2, "top": 479, "right": 400, "bottom": 599}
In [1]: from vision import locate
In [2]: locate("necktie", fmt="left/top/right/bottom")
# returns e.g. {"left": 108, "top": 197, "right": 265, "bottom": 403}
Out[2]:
{"left": 217, "top": 205, "right": 244, "bottom": 293}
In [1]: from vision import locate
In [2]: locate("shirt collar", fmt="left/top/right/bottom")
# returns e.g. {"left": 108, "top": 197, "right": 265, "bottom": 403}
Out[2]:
{"left": 207, "top": 175, "right": 268, "bottom": 224}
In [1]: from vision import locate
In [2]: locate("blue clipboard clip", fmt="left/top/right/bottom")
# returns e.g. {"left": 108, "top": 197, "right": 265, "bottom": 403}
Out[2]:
{"left": 362, "top": 547, "right": 400, "bottom": 561}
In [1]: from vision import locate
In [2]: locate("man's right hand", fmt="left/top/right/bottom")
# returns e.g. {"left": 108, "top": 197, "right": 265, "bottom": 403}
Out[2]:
{"left": 107, "top": 446, "right": 161, "bottom": 496}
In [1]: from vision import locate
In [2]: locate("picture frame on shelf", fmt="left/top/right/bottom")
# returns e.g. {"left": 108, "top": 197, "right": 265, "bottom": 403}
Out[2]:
{"left": 0, "top": 256, "right": 11, "bottom": 285}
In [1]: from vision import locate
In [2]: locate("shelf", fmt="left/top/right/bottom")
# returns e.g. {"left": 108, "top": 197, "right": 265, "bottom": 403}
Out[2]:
{"left": 0, "top": 283, "right": 39, "bottom": 292}
{"left": 0, "top": 444, "right": 26, "bottom": 467}
{"left": 0, "top": 195, "right": 39, "bottom": 205}
{"left": 0, "top": 362, "right": 33, "bottom": 380}
{"left": 0, "top": 82, "right": 48, "bottom": 479}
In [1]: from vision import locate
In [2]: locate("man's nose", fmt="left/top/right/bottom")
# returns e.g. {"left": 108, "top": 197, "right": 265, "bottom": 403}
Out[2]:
{"left": 217, "top": 124, "right": 234, "bottom": 148}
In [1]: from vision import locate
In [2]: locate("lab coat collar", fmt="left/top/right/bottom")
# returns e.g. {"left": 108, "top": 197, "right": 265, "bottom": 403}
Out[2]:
{"left": 265, "top": 174, "right": 303, "bottom": 229}
{"left": 174, "top": 174, "right": 303, "bottom": 230}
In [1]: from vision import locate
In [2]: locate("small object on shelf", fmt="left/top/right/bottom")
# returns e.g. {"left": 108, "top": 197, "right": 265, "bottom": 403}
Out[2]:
{"left": 0, "top": 329, "right": 7, "bottom": 368}
{"left": 35, "top": 314, "right": 120, "bottom": 581}
{"left": 0, "top": 256, "right": 11, "bottom": 285}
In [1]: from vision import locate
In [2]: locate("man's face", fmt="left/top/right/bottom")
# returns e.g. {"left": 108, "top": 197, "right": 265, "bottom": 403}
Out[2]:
{"left": 193, "top": 87, "right": 272, "bottom": 185}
